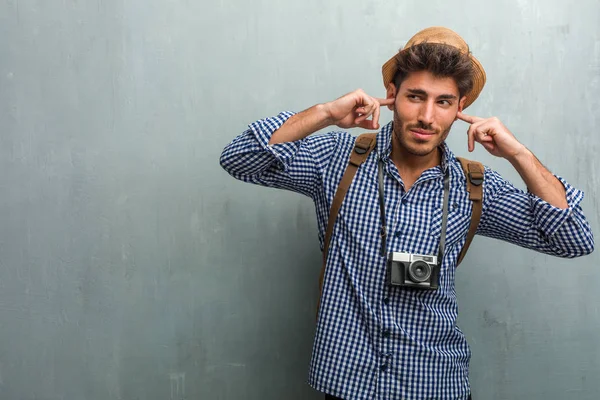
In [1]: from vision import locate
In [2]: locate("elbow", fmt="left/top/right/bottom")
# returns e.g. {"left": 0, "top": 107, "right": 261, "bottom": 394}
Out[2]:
{"left": 219, "top": 144, "right": 239, "bottom": 177}
{"left": 581, "top": 236, "right": 595, "bottom": 257}
{"left": 218, "top": 145, "right": 258, "bottom": 182}
{"left": 578, "top": 229, "right": 595, "bottom": 257}
{"left": 219, "top": 148, "right": 231, "bottom": 174}
{"left": 564, "top": 236, "right": 595, "bottom": 259}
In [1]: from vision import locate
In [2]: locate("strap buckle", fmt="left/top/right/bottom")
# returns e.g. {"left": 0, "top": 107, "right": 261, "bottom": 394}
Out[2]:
{"left": 354, "top": 141, "right": 371, "bottom": 155}
{"left": 468, "top": 171, "right": 483, "bottom": 186}
{"left": 354, "top": 146, "right": 367, "bottom": 154}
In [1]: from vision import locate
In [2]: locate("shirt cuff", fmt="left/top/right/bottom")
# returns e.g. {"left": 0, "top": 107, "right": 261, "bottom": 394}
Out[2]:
{"left": 528, "top": 175, "right": 584, "bottom": 237}
{"left": 248, "top": 111, "right": 299, "bottom": 170}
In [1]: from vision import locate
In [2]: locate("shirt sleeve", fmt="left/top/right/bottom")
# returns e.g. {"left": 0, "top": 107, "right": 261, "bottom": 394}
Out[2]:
{"left": 219, "top": 111, "right": 342, "bottom": 199}
{"left": 476, "top": 168, "right": 594, "bottom": 258}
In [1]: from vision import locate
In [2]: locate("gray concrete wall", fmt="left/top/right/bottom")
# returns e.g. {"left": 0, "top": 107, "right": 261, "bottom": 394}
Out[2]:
{"left": 0, "top": 0, "right": 598, "bottom": 399}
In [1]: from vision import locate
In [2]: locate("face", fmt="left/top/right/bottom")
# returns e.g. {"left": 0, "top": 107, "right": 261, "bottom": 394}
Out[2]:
{"left": 387, "top": 70, "right": 467, "bottom": 158}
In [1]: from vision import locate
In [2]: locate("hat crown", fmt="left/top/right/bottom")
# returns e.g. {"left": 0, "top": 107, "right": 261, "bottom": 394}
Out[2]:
{"left": 381, "top": 26, "right": 486, "bottom": 109}
{"left": 404, "top": 27, "right": 469, "bottom": 54}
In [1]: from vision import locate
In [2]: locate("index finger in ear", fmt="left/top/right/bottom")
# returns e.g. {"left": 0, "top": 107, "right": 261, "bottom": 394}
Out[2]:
{"left": 456, "top": 112, "right": 483, "bottom": 124}
{"left": 376, "top": 98, "right": 395, "bottom": 106}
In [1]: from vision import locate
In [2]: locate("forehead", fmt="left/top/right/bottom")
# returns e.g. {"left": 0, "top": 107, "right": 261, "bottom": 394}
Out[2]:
{"left": 399, "top": 70, "right": 460, "bottom": 97}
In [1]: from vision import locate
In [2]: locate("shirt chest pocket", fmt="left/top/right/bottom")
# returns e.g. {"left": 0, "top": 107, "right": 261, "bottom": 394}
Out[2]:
{"left": 429, "top": 188, "right": 473, "bottom": 249}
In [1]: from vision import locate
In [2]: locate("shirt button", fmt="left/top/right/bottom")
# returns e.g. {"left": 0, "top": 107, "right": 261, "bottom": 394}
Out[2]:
{"left": 401, "top": 199, "right": 408, "bottom": 205}
{"left": 383, "top": 329, "right": 391, "bottom": 338}
{"left": 383, "top": 297, "right": 390, "bottom": 305}
{"left": 380, "top": 363, "right": 388, "bottom": 372}
{"left": 394, "top": 231, "right": 401, "bottom": 238}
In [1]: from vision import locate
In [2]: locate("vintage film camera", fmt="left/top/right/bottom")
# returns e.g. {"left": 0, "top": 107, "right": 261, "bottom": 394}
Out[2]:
{"left": 387, "top": 252, "right": 440, "bottom": 290}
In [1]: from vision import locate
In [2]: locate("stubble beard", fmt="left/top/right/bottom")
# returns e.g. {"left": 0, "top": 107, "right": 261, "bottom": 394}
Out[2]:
{"left": 392, "top": 108, "right": 452, "bottom": 157}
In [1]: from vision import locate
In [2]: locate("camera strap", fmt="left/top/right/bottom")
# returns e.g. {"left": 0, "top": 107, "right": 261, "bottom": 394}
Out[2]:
{"left": 377, "top": 161, "right": 450, "bottom": 267}
{"left": 377, "top": 160, "right": 387, "bottom": 256}
{"left": 438, "top": 172, "right": 450, "bottom": 267}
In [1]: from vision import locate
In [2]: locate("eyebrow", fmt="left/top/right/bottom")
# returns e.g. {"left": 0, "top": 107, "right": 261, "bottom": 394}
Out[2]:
{"left": 407, "top": 88, "right": 458, "bottom": 100}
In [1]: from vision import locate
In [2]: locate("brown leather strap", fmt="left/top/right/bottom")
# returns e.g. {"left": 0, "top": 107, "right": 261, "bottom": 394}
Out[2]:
{"left": 317, "top": 133, "right": 377, "bottom": 317}
{"left": 456, "top": 157, "right": 484, "bottom": 266}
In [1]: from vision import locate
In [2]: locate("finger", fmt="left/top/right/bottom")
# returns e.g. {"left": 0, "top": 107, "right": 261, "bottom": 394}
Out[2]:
{"left": 372, "top": 100, "right": 381, "bottom": 129}
{"left": 475, "top": 130, "right": 493, "bottom": 144}
{"left": 474, "top": 120, "right": 496, "bottom": 141}
{"left": 376, "top": 97, "right": 395, "bottom": 107}
{"left": 457, "top": 111, "right": 483, "bottom": 124}
{"left": 467, "top": 126, "right": 479, "bottom": 152}
{"left": 356, "top": 105, "right": 378, "bottom": 128}
{"left": 467, "top": 123, "right": 477, "bottom": 152}
{"left": 354, "top": 110, "right": 371, "bottom": 124}
{"left": 481, "top": 141, "right": 496, "bottom": 153}
{"left": 354, "top": 104, "right": 372, "bottom": 123}
{"left": 468, "top": 120, "right": 495, "bottom": 151}
{"left": 355, "top": 101, "right": 377, "bottom": 124}
{"left": 355, "top": 96, "right": 375, "bottom": 117}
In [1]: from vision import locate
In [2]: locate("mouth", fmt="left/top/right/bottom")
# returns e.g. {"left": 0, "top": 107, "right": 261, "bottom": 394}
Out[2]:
{"left": 409, "top": 128, "right": 436, "bottom": 140}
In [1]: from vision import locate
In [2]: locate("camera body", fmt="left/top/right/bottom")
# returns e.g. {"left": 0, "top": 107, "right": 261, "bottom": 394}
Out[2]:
{"left": 387, "top": 252, "right": 440, "bottom": 290}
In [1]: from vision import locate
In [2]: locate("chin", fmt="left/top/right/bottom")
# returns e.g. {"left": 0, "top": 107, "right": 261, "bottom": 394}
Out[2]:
{"left": 405, "top": 145, "right": 438, "bottom": 157}
{"left": 400, "top": 137, "right": 440, "bottom": 156}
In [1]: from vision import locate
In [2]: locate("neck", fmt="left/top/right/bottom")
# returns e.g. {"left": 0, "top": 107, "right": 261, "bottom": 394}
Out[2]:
{"left": 390, "top": 140, "right": 443, "bottom": 175}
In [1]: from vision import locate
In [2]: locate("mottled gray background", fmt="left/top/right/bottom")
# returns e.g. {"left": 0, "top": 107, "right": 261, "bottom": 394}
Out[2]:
{"left": 0, "top": 0, "right": 598, "bottom": 399}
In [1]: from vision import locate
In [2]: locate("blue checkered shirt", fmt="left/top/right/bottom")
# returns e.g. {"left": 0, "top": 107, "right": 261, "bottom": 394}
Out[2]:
{"left": 220, "top": 112, "right": 594, "bottom": 400}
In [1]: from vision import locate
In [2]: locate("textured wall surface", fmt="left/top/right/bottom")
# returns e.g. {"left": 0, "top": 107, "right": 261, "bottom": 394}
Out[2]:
{"left": 0, "top": 0, "right": 598, "bottom": 399}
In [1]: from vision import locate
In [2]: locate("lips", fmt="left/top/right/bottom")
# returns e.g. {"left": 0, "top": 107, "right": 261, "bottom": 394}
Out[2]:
{"left": 410, "top": 128, "right": 436, "bottom": 140}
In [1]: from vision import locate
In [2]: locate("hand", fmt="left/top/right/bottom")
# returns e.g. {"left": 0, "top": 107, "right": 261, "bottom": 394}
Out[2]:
{"left": 456, "top": 112, "right": 527, "bottom": 160}
{"left": 324, "top": 89, "right": 395, "bottom": 130}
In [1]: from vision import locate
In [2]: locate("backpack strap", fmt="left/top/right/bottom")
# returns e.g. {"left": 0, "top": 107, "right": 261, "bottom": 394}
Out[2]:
{"left": 456, "top": 157, "right": 484, "bottom": 266}
{"left": 317, "top": 133, "right": 377, "bottom": 317}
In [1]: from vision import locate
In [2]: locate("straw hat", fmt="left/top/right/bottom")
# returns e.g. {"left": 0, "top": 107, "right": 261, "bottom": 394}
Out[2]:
{"left": 381, "top": 27, "right": 486, "bottom": 109}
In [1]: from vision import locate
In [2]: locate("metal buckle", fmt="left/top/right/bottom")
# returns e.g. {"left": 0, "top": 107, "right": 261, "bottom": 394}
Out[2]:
{"left": 354, "top": 145, "right": 368, "bottom": 155}
{"left": 468, "top": 171, "right": 483, "bottom": 186}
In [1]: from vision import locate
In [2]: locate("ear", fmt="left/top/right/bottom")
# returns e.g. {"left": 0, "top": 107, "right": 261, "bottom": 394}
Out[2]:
{"left": 386, "top": 83, "right": 397, "bottom": 111}
{"left": 455, "top": 96, "right": 467, "bottom": 120}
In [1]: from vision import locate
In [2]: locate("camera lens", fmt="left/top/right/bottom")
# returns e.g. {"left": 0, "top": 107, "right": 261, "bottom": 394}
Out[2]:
{"left": 408, "top": 260, "right": 431, "bottom": 283}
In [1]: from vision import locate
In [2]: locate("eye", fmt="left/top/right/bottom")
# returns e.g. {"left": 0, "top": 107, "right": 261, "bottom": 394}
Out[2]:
{"left": 438, "top": 99, "right": 452, "bottom": 106}
{"left": 408, "top": 94, "right": 422, "bottom": 101}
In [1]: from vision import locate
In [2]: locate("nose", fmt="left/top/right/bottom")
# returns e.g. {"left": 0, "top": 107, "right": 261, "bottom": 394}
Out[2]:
{"left": 417, "top": 100, "right": 435, "bottom": 127}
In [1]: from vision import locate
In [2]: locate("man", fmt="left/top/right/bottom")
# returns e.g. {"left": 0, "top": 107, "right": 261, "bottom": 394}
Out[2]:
{"left": 219, "top": 27, "right": 594, "bottom": 400}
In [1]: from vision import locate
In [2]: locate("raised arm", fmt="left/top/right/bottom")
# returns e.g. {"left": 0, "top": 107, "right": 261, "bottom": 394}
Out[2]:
{"left": 457, "top": 112, "right": 594, "bottom": 257}
{"left": 220, "top": 90, "right": 393, "bottom": 198}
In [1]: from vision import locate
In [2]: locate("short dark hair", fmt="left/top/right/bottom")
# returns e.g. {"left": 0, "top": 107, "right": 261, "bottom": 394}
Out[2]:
{"left": 393, "top": 43, "right": 474, "bottom": 98}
